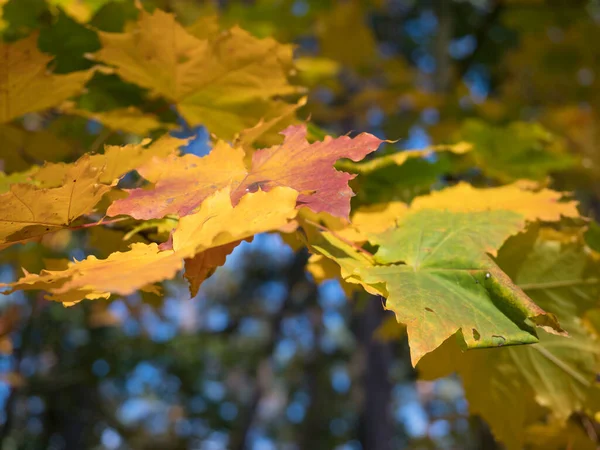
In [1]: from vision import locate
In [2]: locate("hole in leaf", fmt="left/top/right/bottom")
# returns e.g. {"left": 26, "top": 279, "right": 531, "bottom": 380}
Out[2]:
{"left": 245, "top": 180, "right": 268, "bottom": 193}
{"left": 472, "top": 328, "right": 480, "bottom": 341}
{"left": 425, "top": 307, "right": 434, "bottom": 312}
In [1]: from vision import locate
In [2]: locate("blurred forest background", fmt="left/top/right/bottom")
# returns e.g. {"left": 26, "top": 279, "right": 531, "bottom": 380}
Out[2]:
{"left": 1, "top": 0, "right": 600, "bottom": 449}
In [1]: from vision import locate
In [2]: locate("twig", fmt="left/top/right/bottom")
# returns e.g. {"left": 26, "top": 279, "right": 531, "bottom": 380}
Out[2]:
{"left": 70, "top": 216, "right": 129, "bottom": 231}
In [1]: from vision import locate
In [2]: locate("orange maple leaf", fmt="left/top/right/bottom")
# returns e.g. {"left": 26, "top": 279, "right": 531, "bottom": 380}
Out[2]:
{"left": 183, "top": 242, "right": 240, "bottom": 297}
{"left": 107, "top": 124, "right": 383, "bottom": 220}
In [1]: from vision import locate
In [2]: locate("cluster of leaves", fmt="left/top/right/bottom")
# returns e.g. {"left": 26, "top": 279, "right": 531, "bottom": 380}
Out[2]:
{"left": 0, "top": 1, "right": 599, "bottom": 449}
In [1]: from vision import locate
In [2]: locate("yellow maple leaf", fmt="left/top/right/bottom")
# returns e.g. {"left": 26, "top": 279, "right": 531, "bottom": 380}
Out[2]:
{"left": 33, "top": 134, "right": 187, "bottom": 187}
{"left": 0, "top": 155, "right": 113, "bottom": 248}
{"left": 173, "top": 186, "right": 299, "bottom": 257}
{"left": 93, "top": 8, "right": 299, "bottom": 138}
{"left": 60, "top": 102, "right": 169, "bottom": 135}
{"left": 3, "top": 242, "right": 183, "bottom": 305}
{"left": 0, "top": 33, "right": 94, "bottom": 123}
{"left": 341, "top": 201, "right": 408, "bottom": 242}
{"left": 411, "top": 182, "right": 579, "bottom": 222}
{"left": 2, "top": 188, "right": 299, "bottom": 304}
{"left": 185, "top": 13, "right": 221, "bottom": 40}
{"left": 234, "top": 97, "right": 307, "bottom": 149}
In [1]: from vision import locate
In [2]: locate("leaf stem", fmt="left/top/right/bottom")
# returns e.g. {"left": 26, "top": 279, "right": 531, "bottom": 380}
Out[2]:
{"left": 67, "top": 216, "right": 129, "bottom": 231}
{"left": 303, "top": 218, "right": 375, "bottom": 258}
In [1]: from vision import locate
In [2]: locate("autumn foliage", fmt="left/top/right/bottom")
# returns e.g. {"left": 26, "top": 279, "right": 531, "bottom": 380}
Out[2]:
{"left": 0, "top": 1, "right": 599, "bottom": 449}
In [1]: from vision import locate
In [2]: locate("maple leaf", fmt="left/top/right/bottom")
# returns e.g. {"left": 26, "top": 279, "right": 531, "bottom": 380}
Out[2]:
{"left": 410, "top": 181, "right": 580, "bottom": 222}
{"left": 335, "top": 201, "right": 408, "bottom": 243}
{"left": 234, "top": 97, "right": 307, "bottom": 149}
{"left": 60, "top": 102, "right": 168, "bottom": 135}
{"left": 33, "top": 134, "right": 187, "bottom": 187}
{"left": 0, "top": 33, "right": 94, "bottom": 123}
{"left": 1, "top": 242, "right": 183, "bottom": 305}
{"left": 311, "top": 209, "right": 567, "bottom": 366}
{"left": 233, "top": 126, "right": 383, "bottom": 218}
{"left": 3, "top": 188, "right": 299, "bottom": 304}
{"left": 184, "top": 242, "right": 240, "bottom": 297}
{"left": 172, "top": 186, "right": 298, "bottom": 259}
{"left": 107, "top": 139, "right": 247, "bottom": 220}
{"left": 0, "top": 155, "right": 113, "bottom": 248}
{"left": 92, "top": 7, "right": 299, "bottom": 138}
{"left": 368, "top": 210, "right": 567, "bottom": 364}
{"left": 417, "top": 229, "right": 600, "bottom": 450}
{"left": 307, "top": 231, "right": 387, "bottom": 298}
{"left": 107, "top": 124, "right": 383, "bottom": 220}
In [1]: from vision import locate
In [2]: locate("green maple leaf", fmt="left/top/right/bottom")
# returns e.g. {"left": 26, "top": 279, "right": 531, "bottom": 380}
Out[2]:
{"left": 312, "top": 209, "right": 566, "bottom": 365}
{"left": 418, "top": 228, "right": 600, "bottom": 450}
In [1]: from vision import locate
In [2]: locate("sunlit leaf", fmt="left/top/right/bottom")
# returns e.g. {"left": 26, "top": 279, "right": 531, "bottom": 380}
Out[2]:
{"left": 418, "top": 229, "right": 600, "bottom": 449}
{"left": 108, "top": 124, "right": 383, "bottom": 220}
{"left": 0, "top": 33, "right": 94, "bottom": 122}
{"left": 0, "top": 155, "right": 113, "bottom": 248}
{"left": 93, "top": 7, "right": 299, "bottom": 138}
{"left": 60, "top": 102, "right": 167, "bottom": 135}
{"left": 33, "top": 134, "right": 187, "bottom": 187}
{"left": 1, "top": 242, "right": 183, "bottom": 305}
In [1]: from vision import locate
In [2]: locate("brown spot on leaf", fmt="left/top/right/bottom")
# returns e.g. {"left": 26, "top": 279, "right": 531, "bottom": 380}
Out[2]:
{"left": 492, "top": 335, "right": 506, "bottom": 346}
